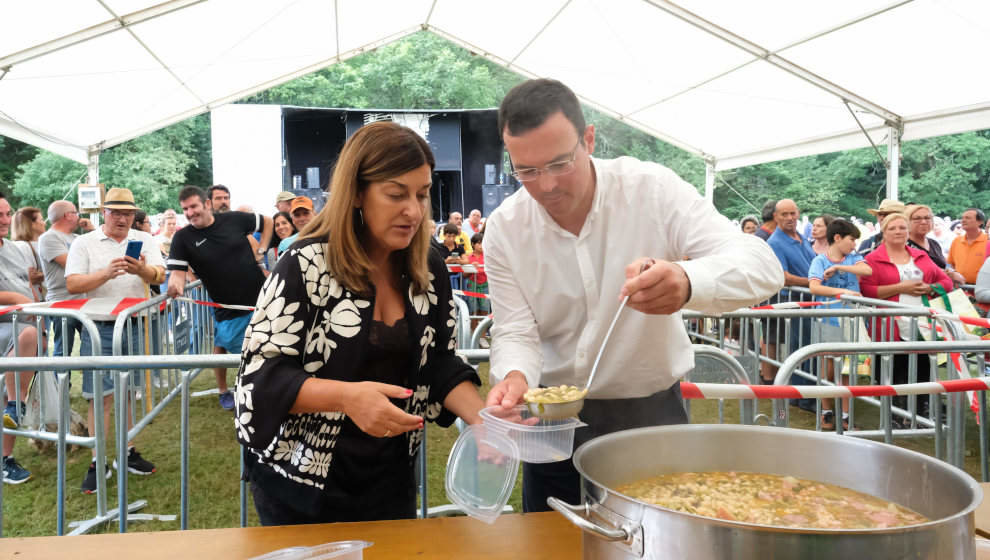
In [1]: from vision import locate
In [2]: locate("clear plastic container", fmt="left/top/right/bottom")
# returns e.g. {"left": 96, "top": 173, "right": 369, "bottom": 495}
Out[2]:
{"left": 479, "top": 405, "right": 586, "bottom": 464}
{"left": 249, "top": 540, "right": 372, "bottom": 560}
{"left": 445, "top": 424, "right": 519, "bottom": 524}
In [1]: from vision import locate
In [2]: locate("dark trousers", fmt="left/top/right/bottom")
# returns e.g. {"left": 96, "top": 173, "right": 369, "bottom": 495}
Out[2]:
{"left": 251, "top": 475, "right": 416, "bottom": 526}
{"left": 522, "top": 383, "right": 689, "bottom": 513}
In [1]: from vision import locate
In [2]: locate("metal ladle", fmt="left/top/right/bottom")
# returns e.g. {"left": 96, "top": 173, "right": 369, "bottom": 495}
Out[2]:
{"left": 526, "top": 260, "right": 654, "bottom": 420}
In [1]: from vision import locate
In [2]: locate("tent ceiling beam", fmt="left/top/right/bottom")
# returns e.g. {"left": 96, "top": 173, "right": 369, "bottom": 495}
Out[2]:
{"left": 642, "top": 0, "right": 902, "bottom": 126}
{"left": 0, "top": 0, "right": 205, "bottom": 70}
{"left": 427, "top": 26, "right": 707, "bottom": 158}
{"left": 101, "top": 3, "right": 207, "bottom": 106}
{"left": 626, "top": 0, "right": 914, "bottom": 119}
{"left": 95, "top": 26, "right": 423, "bottom": 151}
{"left": 509, "top": 0, "right": 571, "bottom": 65}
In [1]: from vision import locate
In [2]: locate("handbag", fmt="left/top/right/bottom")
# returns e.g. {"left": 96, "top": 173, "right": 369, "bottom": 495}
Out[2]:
{"left": 921, "top": 285, "right": 983, "bottom": 340}
{"left": 23, "top": 372, "right": 60, "bottom": 428}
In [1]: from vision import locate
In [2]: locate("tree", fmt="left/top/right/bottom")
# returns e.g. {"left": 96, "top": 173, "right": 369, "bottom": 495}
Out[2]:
{"left": 10, "top": 151, "right": 86, "bottom": 210}
{"left": 0, "top": 136, "right": 39, "bottom": 207}
{"left": 11, "top": 117, "right": 209, "bottom": 214}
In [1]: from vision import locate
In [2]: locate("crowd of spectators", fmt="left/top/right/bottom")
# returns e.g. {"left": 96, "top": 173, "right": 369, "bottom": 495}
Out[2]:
{"left": 745, "top": 196, "right": 990, "bottom": 429}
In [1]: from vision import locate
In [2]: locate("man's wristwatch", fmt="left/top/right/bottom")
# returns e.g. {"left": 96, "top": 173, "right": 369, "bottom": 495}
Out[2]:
{"left": 257, "top": 248, "right": 266, "bottom": 255}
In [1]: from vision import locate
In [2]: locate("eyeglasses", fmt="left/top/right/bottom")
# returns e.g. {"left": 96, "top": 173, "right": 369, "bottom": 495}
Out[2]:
{"left": 509, "top": 141, "right": 581, "bottom": 182}
{"left": 911, "top": 216, "right": 933, "bottom": 222}
{"left": 107, "top": 210, "right": 135, "bottom": 219}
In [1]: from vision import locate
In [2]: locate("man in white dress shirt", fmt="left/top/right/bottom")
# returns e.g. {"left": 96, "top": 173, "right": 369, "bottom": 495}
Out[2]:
{"left": 483, "top": 79, "right": 784, "bottom": 512}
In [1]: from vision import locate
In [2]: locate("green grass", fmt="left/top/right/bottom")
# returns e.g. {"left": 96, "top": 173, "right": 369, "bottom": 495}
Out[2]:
{"left": 1, "top": 363, "right": 985, "bottom": 537}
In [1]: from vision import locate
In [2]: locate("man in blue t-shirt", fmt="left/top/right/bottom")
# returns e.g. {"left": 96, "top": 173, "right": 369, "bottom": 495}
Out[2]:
{"left": 766, "top": 199, "right": 818, "bottom": 407}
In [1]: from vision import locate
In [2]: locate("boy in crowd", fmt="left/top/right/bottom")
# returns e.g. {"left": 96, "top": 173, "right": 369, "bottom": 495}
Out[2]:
{"left": 464, "top": 233, "right": 489, "bottom": 322}
{"left": 808, "top": 218, "right": 872, "bottom": 430}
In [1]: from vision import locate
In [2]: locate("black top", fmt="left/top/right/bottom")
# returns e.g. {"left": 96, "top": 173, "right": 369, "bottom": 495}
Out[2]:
{"left": 907, "top": 238, "right": 947, "bottom": 269}
{"left": 167, "top": 211, "right": 264, "bottom": 321}
{"left": 236, "top": 238, "right": 479, "bottom": 519}
{"left": 436, "top": 242, "right": 464, "bottom": 276}
{"left": 858, "top": 232, "right": 883, "bottom": 257}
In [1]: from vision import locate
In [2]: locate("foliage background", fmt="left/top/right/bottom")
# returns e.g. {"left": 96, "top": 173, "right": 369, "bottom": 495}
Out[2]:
{"left": 2, "top": 31, "right": 988, "bottom": 219}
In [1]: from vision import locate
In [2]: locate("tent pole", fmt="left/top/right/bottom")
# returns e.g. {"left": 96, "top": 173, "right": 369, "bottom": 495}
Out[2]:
{"left": 886, "top": 125, "right": 901, "bottom": 201}
{"left": 87, "top": 148, "right": 101, "bottom": 227}
{"left": 704, "top": 161, "right": 716, "bottom": 203}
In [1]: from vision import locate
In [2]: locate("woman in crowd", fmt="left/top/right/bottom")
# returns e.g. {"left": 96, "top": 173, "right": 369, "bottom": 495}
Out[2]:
{"left": 904, "top": 204, "right": 947, "bottom": 271}
{"left": 268, "top": 210, "right": 296, "bottom": 263}
{"left": 740, "top": 215, "right": 759, "bottom": 234}
{"left": 155, "top": 210, "right": 177, "bottom": 258}
{"left": 809, "top": 213, "right": 834, "bottom": 255}
{"left": 860, "top": 213, "right": 952, "bottom": 426}
{"left": 236, "top": 121, "right": 484, "bottom": 525}
{"left": 930, "top": 216, "right": 955, "bottom": 254}
{"left": 132, "top": 210, "right": 161, "bottom": 295}
{"left": 12, "top": 206, "right": 47, "bottom": 301}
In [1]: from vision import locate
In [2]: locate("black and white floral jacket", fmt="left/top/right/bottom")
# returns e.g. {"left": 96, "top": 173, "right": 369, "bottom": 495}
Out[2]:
{"left": 235, "top": 238, "right": 478, "bottom": 490}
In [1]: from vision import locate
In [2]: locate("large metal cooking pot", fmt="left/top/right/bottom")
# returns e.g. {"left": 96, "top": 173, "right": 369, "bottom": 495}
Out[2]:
{"left": 550, "top": 425, "right": 981, "bottom": 559}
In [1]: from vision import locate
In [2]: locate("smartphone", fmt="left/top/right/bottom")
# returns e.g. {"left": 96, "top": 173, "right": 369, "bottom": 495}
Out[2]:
{"left": 125, "top": 240, "right": 143, "bottom": 260}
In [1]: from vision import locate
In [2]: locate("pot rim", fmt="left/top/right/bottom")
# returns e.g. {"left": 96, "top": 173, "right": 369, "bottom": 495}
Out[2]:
{"left": 572, "top": 424, "right": 983, "bottom": 534}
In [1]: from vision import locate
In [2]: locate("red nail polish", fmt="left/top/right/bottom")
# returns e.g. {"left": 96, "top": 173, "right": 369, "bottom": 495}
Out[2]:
{"left": 405, "top": 389, "right": 413, "bottom": 395}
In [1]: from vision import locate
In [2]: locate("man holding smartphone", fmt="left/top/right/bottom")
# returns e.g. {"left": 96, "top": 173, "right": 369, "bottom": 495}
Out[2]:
{"left": 65, "top": 187, "right": 164, "bottom": 493}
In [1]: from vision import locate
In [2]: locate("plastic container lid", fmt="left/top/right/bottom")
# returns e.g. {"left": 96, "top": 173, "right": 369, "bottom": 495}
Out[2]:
{"left": 479, "top": 405, "right": 586, "bottom": 464}
{"left": 445, "top": 424, "right": 520, "bottom": 524}
{"left": 249, "top": 540, "right": 372, "bottom": 560}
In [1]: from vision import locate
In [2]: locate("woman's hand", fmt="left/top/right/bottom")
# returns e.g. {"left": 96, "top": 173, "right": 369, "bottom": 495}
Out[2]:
{"left": 27, "top": 266, "right": 44, "bottom": 286}
{"left": 903, "top": 280, "right": 931, "bottom": 297}
{"left": 341, "top": 382, "right": 423, "bottom": 438}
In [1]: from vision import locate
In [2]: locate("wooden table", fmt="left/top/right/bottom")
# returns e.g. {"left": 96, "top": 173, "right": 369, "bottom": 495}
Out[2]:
{"left": 0, "top": 512, "right": 581, "bottom": 559}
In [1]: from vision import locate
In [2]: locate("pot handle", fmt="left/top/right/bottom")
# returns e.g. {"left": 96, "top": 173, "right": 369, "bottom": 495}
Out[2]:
{"left": 547, "top": 497, "right": 629, "bottom": 541}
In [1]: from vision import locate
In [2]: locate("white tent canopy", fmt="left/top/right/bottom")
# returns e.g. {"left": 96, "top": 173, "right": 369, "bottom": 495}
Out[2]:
{"left": 2, "top": 0, "right": 990, "bottom": 176}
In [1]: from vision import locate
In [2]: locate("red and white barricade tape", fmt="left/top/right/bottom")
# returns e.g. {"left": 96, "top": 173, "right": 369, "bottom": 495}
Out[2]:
{"left": 446, "top": 264, "right": 485, "bottom": 274}
{"left": 680, "top": 377, "right": 990, "bottom": 400}
{"left": 453, "top": 289, "right": 489, "bottom": 300}
{"left": 750, "top": 300, "right": 834, "bottom": 310}
{"left": 0, "top": 296, "right": 254, "bottom": 320}
{"left": 173, "top": 297, "right": 256, "bottom": 312}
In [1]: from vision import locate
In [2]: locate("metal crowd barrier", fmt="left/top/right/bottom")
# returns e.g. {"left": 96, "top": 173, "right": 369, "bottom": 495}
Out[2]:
{"left": 771, "top": 340, "right": 990, "bottom": 474}
{"left": 105, "top": 280, "right": 214, "bottom": 533}
{"left": 683, "top": 286, "right": 990, "bottom": 474}
{"left": 0, "top": 281, "right": 214, "bottom": 537}
{"left": 0, "top": 306, "right": 105, "bottom": 537}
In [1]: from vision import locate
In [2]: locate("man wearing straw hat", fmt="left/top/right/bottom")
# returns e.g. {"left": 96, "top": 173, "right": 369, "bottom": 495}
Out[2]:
{"left": 65, "top": 187, "right": 163, "bottom": 493}
{"left": 858, "top": 198, "right": 906, "bottom": 256}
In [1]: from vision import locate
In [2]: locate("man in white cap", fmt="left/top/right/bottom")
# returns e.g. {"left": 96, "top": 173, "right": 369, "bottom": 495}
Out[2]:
{"left": 65, "top": 187, "right": 164, "bottom": 493}
{"left": 858, "top": 199, "right": 905, "bottom": 256}
{"left": 275, "top": 191, "right": 296, "bottom": 214}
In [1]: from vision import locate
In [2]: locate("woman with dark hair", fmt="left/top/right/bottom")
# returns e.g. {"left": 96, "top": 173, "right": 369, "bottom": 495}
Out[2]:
{"left": 809, "top": 214, "right": 835, "bottom": 255}
{"left": 268, "top": 210, "right": 296, "bottom": 264}
{"left": 236, "top": 121, "right": 484, "bottom": 525}
{"left": 131, "top": 210, "right": 160, "bottom": 295}
{"left": 740, "top": 215, "right": 759, "bottom": 234}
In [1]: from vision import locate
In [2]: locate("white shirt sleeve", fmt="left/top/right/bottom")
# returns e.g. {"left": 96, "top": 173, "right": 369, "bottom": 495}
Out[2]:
{"left": 483, "top": 215, "right": 543, "bottom": 388}
{"left": 654, "top": 170, "right": 784, "bottom": 314}
{"left": 63, "top": 234, "right": 89, "bottom": 278}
